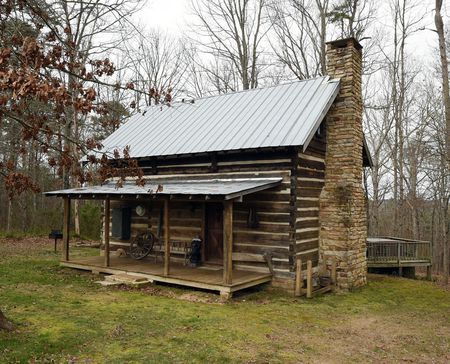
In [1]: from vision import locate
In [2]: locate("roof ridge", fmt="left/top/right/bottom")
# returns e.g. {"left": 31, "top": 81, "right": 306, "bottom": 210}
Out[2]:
{"left": 139, "top": 75, "right": 331, "bottom": 113}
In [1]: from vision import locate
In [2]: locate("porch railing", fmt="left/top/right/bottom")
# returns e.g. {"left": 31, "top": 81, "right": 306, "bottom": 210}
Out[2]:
{"left": 367, "top": 237, "right": 432, "bottom": 265}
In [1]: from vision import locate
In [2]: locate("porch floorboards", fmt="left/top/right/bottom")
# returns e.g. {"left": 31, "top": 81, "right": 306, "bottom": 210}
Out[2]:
{"left": 61, "top": 256, "right": 272, "bottom": 296}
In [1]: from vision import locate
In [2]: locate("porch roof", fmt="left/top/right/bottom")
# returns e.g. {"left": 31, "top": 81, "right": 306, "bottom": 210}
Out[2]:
{"left": 44, "top": 177, "right": 283, "bottom": 200}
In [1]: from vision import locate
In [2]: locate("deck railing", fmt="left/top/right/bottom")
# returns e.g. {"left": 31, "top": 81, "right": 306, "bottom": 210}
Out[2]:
{"left": 367, "top": 238, "right": 432, "bottom": 264}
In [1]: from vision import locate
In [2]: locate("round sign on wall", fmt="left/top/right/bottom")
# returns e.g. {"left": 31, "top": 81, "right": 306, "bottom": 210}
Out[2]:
{"left": 135, "top": 205, "right": 146, "bottom": 216}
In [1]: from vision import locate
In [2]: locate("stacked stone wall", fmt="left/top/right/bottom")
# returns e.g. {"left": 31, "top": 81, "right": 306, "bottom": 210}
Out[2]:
{"left": 319, "top": 38, "right": 367, "bottom": 290}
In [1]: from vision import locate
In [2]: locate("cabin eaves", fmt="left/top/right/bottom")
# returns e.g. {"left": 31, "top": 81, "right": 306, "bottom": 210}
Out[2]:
{"left": 44, "top": 177, "right": 283, "bottom": 200}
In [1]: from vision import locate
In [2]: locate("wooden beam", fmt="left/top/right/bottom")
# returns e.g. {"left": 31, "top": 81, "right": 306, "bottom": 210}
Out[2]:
{"left": 426, "top": 265, "right": 432, "bottom": 281}
{"left": 164, "top": 198, "right": 170, "bottom": 276}
{"left": 104, "top": 198, "right": 110, "bottom": 267}
{"left": 223, "top": 200, "right": 233, "bottom": 285}
{"left": 295, "top": 258, "right": 303, "bottom": 297}
{"left": 200, "top": 202, "right": 206, "bottom": 263}
{"left": 62, "top": 197, "right": 70, "bottom": 261}
{"left": 306, "top": 260, "right": 312, "bottom": 298}
{"left": 310, "top": 285, "right": 332, "bottom": 297}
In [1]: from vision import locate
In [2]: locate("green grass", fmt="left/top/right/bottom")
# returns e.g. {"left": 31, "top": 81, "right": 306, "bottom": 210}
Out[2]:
{"left": 0, "top": 230, "right": 46, "bottom": 239}
{"left": 1, "top": 239, "right": 449, "bottom": 363}
{"left": 0, "top": 229, "right": 98, "bottom": 242}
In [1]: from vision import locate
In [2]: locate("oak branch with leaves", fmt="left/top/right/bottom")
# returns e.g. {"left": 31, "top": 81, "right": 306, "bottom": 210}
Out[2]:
{"left": 0, "top": 0, "right": 154, "bottom": 197}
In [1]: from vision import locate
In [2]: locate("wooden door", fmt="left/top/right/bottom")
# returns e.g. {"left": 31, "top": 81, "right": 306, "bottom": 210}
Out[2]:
{"left": 205, "top": 203, "right": 223, "bottom": 264}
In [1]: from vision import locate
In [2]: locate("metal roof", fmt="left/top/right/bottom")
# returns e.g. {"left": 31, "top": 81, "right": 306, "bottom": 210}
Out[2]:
{"left": 95, "top": 76, "right": 339, "bottom": 159}
{"left": 44, "top": 177, "right": 283, "bottom": 200}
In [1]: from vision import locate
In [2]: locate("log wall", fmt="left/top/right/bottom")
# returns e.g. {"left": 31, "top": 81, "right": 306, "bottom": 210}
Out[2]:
{"left": 295, "top": 130, "right": 327, "bottom": 271}
{"left": 103, "top": 143, "right": 326, "bottom": 285}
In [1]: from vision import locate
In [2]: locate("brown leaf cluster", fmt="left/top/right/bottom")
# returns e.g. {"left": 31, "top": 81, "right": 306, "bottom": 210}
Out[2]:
{"left": 0, "top": 0, "right": 142, "bottom": 196}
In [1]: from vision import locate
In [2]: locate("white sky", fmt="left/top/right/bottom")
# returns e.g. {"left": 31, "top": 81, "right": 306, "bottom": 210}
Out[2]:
{"left": 134, "top": 0, "right": 448, "bottom": 64}
{"left": 137, "top": 0, "right": 190, "bottom": 34}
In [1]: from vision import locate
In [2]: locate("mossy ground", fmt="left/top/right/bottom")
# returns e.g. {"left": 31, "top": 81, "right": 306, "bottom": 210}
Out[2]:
{"left": 1, "top": 238, "right": 449, "bottom": 363}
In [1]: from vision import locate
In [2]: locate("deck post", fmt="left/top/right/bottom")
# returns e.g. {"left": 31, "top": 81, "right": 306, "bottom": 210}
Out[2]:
{"left": 306, "top": 260, "right": 312, "bottom": 298}
{"left": 164, "top": 198, "right": 170, "bottom": 276}
{"left": 295, "top": 258, "right": 303, "bottom": 297}
{"left": 62, "top": 197, "right": 70, "bottom": 261}
{"left": 223, "top": 200, "right": 233, "bottom": 285}
{"left": 104, "top": 197, "right": 110, "bottom": 267}
{"left": 426, "top": 265, "right": 432, "bottom": 281}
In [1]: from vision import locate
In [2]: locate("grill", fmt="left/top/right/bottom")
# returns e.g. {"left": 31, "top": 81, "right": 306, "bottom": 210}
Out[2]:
{"left": 49, "top": 229, "right": 63, "bottom": 253}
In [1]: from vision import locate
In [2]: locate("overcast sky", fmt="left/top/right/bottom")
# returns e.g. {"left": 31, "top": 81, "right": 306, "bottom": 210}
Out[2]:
{"left": 135, "top": 0, "right": 448, "bottom": 64}
{"left": 138, "top": 0, "right": 190, "bottom": 34}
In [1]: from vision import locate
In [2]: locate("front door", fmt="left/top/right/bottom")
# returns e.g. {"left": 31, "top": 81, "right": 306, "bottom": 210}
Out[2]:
{"left": 205, "top": 203, "right": 223, "bottom": 264}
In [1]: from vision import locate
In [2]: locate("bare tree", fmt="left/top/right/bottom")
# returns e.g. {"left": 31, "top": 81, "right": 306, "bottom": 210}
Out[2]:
{"left": 269, "top": 0, "right": 376, "bottom": 81}
{"left": 364, "top": 77, "right": 393, "bottom": 236}
{"left": 381, "top": 0, "right": 423, "bottom": 236}
{"left": 434, "top": 0, "right": 449, "bottom": 283}
{"left": 190, "top": 0, "right": 269, "bottom": 90}
{"left": 421, "top": 81, "right": 449, "bottom": 279}
{"left": 183, "top": 47, "right": 212, "bottom": 98}
{"left": 124, "top": 30, "right": 190, "bottom": 108}
{"left": 269, "top": 0, "right": 329, "bottom": 79}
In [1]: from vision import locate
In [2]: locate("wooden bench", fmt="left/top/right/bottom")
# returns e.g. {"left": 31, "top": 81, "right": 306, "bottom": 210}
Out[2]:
{"left": 153, "top": 239, "right": 192, "bottom": 265}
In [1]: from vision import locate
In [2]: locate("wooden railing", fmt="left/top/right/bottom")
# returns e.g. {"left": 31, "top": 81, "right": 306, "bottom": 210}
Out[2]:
{"left": 367, "top": 237, "right": 432, "bottom": 265}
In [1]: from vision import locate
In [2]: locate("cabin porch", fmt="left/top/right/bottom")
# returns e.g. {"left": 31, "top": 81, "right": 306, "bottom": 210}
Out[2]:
{"left": 45, "top": 177, "right": 285, "bottom": 298}
{"left": 61, "top": 255, "right": 272, "bottom": 298}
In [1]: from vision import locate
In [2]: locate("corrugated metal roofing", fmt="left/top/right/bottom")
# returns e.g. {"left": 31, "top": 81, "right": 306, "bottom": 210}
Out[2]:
{"left": 44, "top": 178, "right": 283, "bottom": 200}
{"left": 96, "top": 76, "right": 339, "bottom": 159}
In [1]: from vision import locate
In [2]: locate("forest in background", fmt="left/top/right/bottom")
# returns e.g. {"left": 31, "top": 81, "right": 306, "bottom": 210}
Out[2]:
{"left": 0, "top": 0, "right": 448, "bottom": 277}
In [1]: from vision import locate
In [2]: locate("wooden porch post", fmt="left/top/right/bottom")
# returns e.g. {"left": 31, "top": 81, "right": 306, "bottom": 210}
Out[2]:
{"left": 62, "top": 197, "right": 70, "bottom": 261}
{"left": 200, "top": 202, "right": 206, "bottom": 263}
{"left": 164, "top": 198, "right": 170, "bottom": 276}
{"left": 223, "top": 200, "right": 233, "bottom": 285}
{"left": 104, "top": 197, "right": 110, "bottom": 267}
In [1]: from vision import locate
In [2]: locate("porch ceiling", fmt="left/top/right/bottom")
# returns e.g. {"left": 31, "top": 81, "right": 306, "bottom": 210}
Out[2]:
{"left": 44, "top": 177, "right": 283, "bottom": 200}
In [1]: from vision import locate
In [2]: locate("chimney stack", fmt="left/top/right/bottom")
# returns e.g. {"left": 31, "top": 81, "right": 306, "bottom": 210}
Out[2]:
{"left": 319, "top": 38, "right": 367, "bottom": 290}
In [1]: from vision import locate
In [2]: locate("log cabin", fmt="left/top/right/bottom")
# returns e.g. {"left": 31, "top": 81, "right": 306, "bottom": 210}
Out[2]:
{"left": 45, "top": 37, "right": 372, "bottom": 298}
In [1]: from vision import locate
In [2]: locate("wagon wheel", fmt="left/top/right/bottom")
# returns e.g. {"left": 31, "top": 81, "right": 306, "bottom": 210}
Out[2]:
{"left": 129, "top": 232, "right": 155, "bottom": 260}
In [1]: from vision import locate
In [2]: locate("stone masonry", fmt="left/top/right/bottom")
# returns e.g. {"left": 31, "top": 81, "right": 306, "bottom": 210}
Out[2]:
{"left": 319, "top": 38, "right": 367, "bottom": 291}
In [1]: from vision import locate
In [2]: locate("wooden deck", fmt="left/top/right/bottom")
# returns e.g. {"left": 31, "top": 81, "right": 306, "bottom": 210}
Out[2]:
{"left": 367, "top": 237, "right": 432, "bottom": 269}
{"left": 61, "top": 256, "right": 272, "bottom": 297}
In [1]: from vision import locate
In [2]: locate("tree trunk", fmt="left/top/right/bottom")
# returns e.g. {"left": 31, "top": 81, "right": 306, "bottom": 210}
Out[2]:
{"left": 435, "top": 0, "right": 449, "bottom": 284}
{"left": 6, "top": 198, "right": 12, "bottom": 233}
{"left": 0, "top": 310, "right": 15, "bottom": 331}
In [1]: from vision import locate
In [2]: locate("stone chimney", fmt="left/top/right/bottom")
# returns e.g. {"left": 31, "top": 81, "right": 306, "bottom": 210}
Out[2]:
{"left": 319, "top": 38, "right": 367, "bottom": 291}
